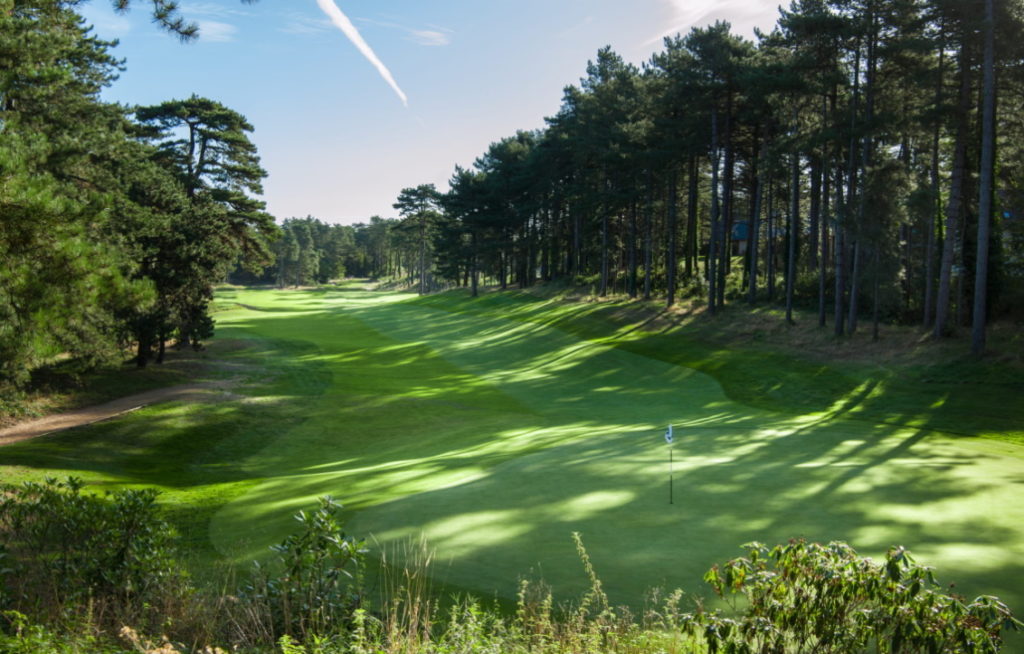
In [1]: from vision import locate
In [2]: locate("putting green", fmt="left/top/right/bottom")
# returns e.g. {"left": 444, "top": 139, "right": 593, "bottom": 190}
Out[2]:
{"left": 205, "top": 285, "right": 1024, "bottom": 609}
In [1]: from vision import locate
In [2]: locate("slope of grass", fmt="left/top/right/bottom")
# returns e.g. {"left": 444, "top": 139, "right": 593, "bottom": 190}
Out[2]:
{"left": 1, "top": 282, "right": 1022, "bottom": 617}
{"left": 414, "top": 289, "right": 1024, "bottom": 444}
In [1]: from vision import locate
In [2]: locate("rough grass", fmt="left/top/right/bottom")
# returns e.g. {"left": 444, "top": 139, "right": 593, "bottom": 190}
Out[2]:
{"left": 1, "top": 282, "right": 1022, "bottom": 618}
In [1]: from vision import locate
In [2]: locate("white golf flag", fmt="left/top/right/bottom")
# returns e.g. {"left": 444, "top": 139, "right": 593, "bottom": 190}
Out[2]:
{"left": 664, "top": 424, "right": 673, "bottom": 444}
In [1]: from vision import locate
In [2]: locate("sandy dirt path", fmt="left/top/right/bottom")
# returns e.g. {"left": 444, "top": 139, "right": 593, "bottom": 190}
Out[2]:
{"left": 0, "top": 381, "right": 240, "bottom": 447}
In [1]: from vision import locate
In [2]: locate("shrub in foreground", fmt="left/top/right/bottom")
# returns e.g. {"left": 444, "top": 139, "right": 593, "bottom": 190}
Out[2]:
{"left": 1, "top": 485, "right": 1021, "bottom": 653}
{"left": 232, "top": 496, "right": 365, "bottom": 647}
{"left": 0, "top": 478, "right": 185, "bottom": 632}
{"left": 692, "top": 540, "right": 1021, "bottom": 653}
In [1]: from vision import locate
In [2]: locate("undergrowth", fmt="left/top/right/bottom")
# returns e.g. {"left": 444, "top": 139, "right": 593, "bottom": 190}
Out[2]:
{"left": 0, "top": 481, "right": 1018, "bottom": 653}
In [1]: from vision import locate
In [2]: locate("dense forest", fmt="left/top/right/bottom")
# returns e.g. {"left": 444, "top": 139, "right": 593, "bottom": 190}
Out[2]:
{"left": 0, "top": 0, "right": 277, "bottom": 398}
{"left": 3, "top": 0, "right": 1023, "bottom": 402}
{"left": 336, "top": 0, "right": 1024, "bottom": 356}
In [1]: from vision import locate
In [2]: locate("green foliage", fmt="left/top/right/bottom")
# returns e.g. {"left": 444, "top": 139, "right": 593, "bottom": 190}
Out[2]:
{"left": 237, "top": 497, "right": 365, "bottom": 645}
{"left": 131, "top": 94, "right": 278, "bottom": 358}
{"left": 0, "top": 2, "right": 148, "bottom": 388}
{"left": 693, "top": 540, "right": 1022, "bottom": 653}
{"left": 0, "top": 477, "right": 184, "bottom": 630}
{"left": 0, "top": 611, "right": 124, "bottom": 654}
{"left": 259, "top": 217, "right": 355, "bottom": 287}
{"left": 0, "top": 1, "right": 278, "bottom": 393}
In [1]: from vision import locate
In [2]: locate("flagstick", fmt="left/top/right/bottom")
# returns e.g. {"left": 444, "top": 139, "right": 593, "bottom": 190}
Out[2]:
{"left": 669, "top": 441, "right": 674, "bottom": 505}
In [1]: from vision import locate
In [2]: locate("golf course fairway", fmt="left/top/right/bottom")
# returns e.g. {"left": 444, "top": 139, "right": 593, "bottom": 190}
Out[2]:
{"left": 3, "top": 283, "right": 1023, "bottom": 613}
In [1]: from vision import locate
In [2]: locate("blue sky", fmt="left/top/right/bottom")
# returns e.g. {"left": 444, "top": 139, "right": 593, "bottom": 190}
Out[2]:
{"left": 81, "top": 0, "right": 781, "bottom": 224}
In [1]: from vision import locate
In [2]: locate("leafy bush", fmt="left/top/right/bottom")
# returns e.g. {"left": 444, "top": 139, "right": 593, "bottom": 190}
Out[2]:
{"left": 2, "top": 488, "right": 1020, "bottom": 653}
{"left": 0, "top": 477, "right": 184, "bottom": 630}
{"left": 234, "top": 496, "right": 365, "bottom": 646}
{"left": 691, "top": 540, "right": 1022, "bottom": 654}
{"left": 0, "top": 611, "right": 122, "bottom": 654}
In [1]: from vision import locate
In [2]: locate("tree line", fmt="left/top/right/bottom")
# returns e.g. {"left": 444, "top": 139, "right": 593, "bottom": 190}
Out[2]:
{"left": 4, "top": 0, "right": 1022, "bottom": 401}
{"left": 232, "top": 214, "right": 438, "bottom": 289}
{"left": 358, "top": 0, "right": 1023, "bottom": 355}
{"left": 1, "top": 0, "right": 277, "bottom": 395}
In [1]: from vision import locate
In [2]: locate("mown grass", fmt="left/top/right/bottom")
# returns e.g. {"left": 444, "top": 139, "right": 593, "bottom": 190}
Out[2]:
{"left": 1, "top": 281, "right": 1022, "bottom": 621}
{"left": 413, "top": 288, "right": 1024, "bottom": 444}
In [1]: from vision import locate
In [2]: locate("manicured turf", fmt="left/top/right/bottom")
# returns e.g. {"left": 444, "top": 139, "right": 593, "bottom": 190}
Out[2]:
{"left": 2, "top": 283, "right": 1023, "bottom": 614}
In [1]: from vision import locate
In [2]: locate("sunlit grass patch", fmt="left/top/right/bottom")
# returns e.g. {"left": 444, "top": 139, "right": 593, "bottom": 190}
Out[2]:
{"left": 2, "top": 281, "right": 1023, "bottom": 618}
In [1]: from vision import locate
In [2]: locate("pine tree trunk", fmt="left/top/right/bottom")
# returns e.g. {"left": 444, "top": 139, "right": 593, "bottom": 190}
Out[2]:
{"left": 923, "top": 30, "right": 944, "bottom": 327}
{"left": 600, "top": 208, "right": 609, "bottom": 297}
{"left": 667, "top": 168, "right": 678, "bottom": 306}
{"left": 766, "top": 178, "right": 775, "bottom": 301}
{"left": 972, "top": 0, "right": 995, "bottom": 355}
{"left": 848, "top": 240, "right": 860, "bottom": 334}
{"left": 686, "top": 156, "right": 698, "bottom": 281}
{"left": 419, "top": 218, "right": 426, "bottom": 295}
{"left": 819, "top": 131, "right": 831, "bottom": 327}
{"left": 572, "top": 205, "right": 582, "bottom": 279}
{"left": 644, "top": 174, "right": 653, "bottom": 301}
{"left": 810, "top": 156, "right": 821, "bottom": 271}
{"left": 708, "top": 109, "right": 721, "bottom": 313}
{"left": 628, "top": 198, "right": 638, "bottom": 298}
{"left": 471, "top": 234, "right": 479, "bottom": 297}
{"left": 786, "top": 152, "right": 800, "bottom": 324}
{"left": 834, "top": 161, "right": 846, "bottom": 336}
{"left": 935, "top": 47, "right": 972, "bottom": 337}
{"left": 924, "top": 118, "right": 941, "bottom": 326}
{"left": 872, "top": 247, "right": 881, "bottom": 342}
{"left": 748, "top": 140, "right": 763, "bottom": 304}
{"left": 718, "top": 101, "right": 734, "bottom": 308}
{"left": 136, "top": 335, "right": 151, "bottom": 369}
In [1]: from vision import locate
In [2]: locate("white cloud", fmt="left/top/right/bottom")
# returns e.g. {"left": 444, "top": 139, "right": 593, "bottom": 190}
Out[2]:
{"left": 197, "top": 20, "right": 238, "bottom": 42}
{"left": 281, "top": 12, "right": 334, "bottom": 35}
{"left": 357, "top": 17, "right": 454, "bottom": 47}
{"left": 651, "top": 0, "right": 781, "bottom": 43}
{"left": 314, "top": 0, "right": 409, "bottom": 107}
{"left": 409, "top": 29, "right": 451, "bottom": 47}
{"left": 78, "top": 4, "right": 132, "bottom": 37}
{"left": 181, "top": 2, "right": 254, "bottom": 18}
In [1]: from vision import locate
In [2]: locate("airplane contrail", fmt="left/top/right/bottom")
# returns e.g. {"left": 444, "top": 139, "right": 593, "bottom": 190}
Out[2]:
{"left": 314, "top": 0, "right": 409, "bottom": 107}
